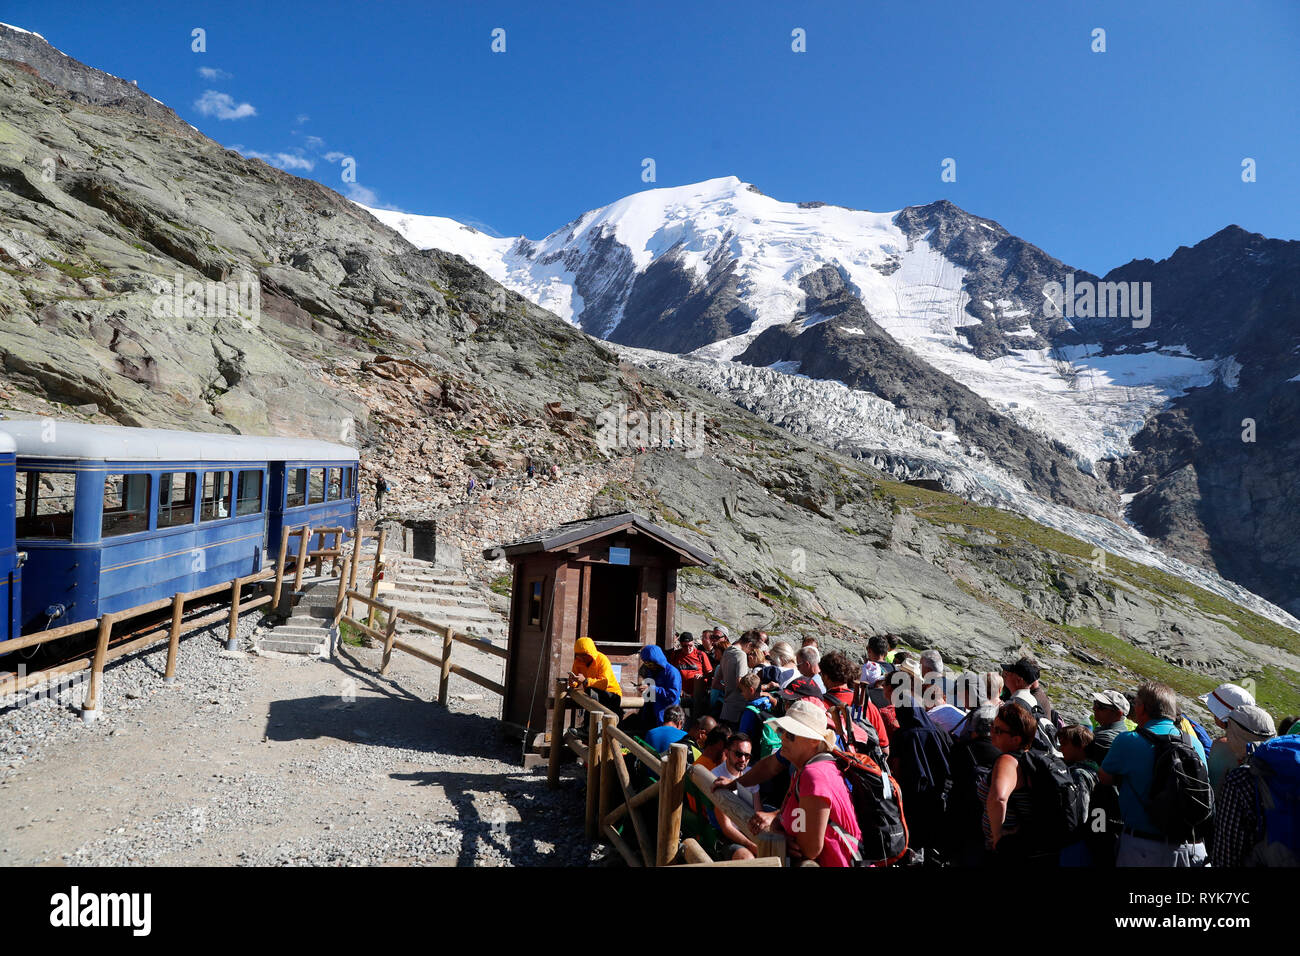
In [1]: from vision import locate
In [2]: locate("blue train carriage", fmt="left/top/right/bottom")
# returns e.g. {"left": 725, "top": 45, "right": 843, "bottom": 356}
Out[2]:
{"left": 0, "top": 421, "right": 357, "bottom": 638}
{"left": 266, "top": 445, "right": 360, "bottom": 559}
{"left": 0, "top": 430, "right": 19, "bottom": 643}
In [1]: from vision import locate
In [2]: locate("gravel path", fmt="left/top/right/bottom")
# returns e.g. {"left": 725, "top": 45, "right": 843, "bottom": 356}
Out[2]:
{"left": 0, "top": 613, "right": 602, "bottom": 866}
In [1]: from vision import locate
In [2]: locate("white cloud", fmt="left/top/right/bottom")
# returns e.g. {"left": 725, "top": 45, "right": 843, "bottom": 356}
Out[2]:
{"left": 197, "top": 66, "right": 232, "bottom": 80}
{"left": 322, "top": 151, "right": 348, "bottom": 163}
{"left": 345, "top": 183, "right": 380, "bottom": 205}
{"left": 273, "top": 152, "right": 314, "bottom": 171}
{"left": 304, "top": 135, "right": 325, "bottom": 150}
{"left": 194, "top": 90, "right": 256, "bottom": 120}
{"left": 236, "top": 148, "right": 314, "bottom": 172}
{"left": 295, "top": 114, "right": 310, "bottom": 125}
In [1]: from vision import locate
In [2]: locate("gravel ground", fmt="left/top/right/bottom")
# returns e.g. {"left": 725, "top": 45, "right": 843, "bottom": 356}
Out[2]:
{"left": 0, "top": 611, "right": 603, "bottom": 867}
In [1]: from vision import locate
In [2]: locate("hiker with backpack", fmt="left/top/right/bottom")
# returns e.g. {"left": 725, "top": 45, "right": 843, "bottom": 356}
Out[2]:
{"left": 1211, "top": 707, "right": 1299, "bottom": 866}
{"left": 945, "top": 704, "right": 1001, "bottom": 867}
{"left": 374, "top": 474, "right": 390, "bottom": 512}
{"left": 984, "top": 701, "right": 1080, "bottom": 866}
{"left": 1058, "top": 724, "right": 1101, "bottom": 866}
{"left": 1099, "top": 681, "right": 1212, "bottom": 866}
{"left": 887, "top": 666, "right": 953, "bottom": 865}
{"left": 1002, "top": 656, "right": 1060, "bottom": 754}
{"left": 737, "top": 673, "right": 779, "bottom": 755}
{"left": 823, "top": 650, "right": 890, "bottom": 759}
{"left": 751, "top": 699, "right": 862, "bottom": 867}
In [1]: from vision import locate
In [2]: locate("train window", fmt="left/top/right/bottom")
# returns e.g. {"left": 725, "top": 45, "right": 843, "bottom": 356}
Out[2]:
{"left": 327, "top": 468, "right": 342, "bottom": 501}
{"left": 15, "top": 471, "right": 76, "bottom": 539}
{"left": 235, "top": 470, "right": 263, "bottom": 516}
{"left": 308, "top": 468, "right": 325, "bottom": 505}
{"left": 158, "top": 472, "right": 196, "bottom": 528}
{"left": 102, "top": 473, "right": 151, "bottom": 537}
{"left": 200, "top": 471, "right": 233, "bottom": 521}
{"left": 345, "top": 467, "right": 355, "bottom": 499}
{"left": 286, "top": 468, "right": 307, "bottom": 508}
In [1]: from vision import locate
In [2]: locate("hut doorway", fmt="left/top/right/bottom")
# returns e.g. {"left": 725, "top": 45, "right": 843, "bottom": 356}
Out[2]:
{"left": 585, "top": 563, "right": 640, "bottom": 646}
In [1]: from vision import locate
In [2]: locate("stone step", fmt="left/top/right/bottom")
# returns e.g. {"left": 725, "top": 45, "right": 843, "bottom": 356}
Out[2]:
{"left": 397, "top": 623, "right": 506, "bottom": 642}
{"left": 390, "top": 582, "right": 477, "bottom": 597}
{"left": 384, "top": 591, "right": 482, "bottom": 611}
{"left": 400, "top": 619, "right": 506, "bottom": 639}
{"left": 276, "top": 624, "right": 333, "bottom": 639}
{"left": 387, "top": 605, "right": 500, "bottom": 626}
{"left": 259, "top": 638, "right": 328, "bottom": 655}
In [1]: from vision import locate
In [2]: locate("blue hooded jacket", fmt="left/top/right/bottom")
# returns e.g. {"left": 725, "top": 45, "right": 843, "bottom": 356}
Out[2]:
{"left": 638, "top": 644, "right": 682, "bottom": 725}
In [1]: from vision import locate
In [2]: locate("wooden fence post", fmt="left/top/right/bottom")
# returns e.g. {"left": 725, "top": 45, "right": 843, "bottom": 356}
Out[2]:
{"left": 656, "top": 742, "right": 688, "bottom": 866}
{"left": 546, "top": 679, "right": 568, "bottom": 789}
{"left": 164, "top": 591, "right": 185, "bottom": 683}
{"left": 82, "top": 613, "right": 114, "bottom": 720}
{"left": 332, "top": 531, "right": 354, "bottom": 625}
{"left": 345, "top": 529, "right": 362, "bottom": 621}
{"left": 438, "top": 626, "right": 454, "bottom": 706}
{"left": 291, "top": 524, "right": 311, "bottom": 597}
{"left": 585, "top": 707, "right": 603, "bottom": 841}
{"left": 272, "top": 527, "right": 291, "bottom": 614}
{"left": 379, "top": 612, "right": 398, "bottom": 676}
{"left": 366, "top": 525, "right": 387, "bottom": 630}
{"left": 225, "top": 576, "right": 243, "bottom": 651}
{"left": 599, "top": 713, "right": 617, "bottom": 830}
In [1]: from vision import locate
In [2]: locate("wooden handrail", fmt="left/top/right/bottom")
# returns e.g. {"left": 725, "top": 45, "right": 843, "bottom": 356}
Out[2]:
{"left": 605, "top": 722, "right": 665, "bottom": 772}
{"left": 0, "top": 616, "right": 98, "bottom": 654}
{"left": 344, "top": 589, "right": 395, "bottom": 614}
{"left": 396, "top": 611, "right": 509, "bottom": 660}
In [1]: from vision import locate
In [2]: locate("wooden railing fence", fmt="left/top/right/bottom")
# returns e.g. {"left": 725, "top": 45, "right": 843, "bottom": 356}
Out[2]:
{"left": 0, "top": 522, "right": 336, "bottom": 720}
{"left": 545, "top": 680, "right": 786, "bottom": 867}
{"left": 333, "top": 532, "right": 507, "bottom": 706}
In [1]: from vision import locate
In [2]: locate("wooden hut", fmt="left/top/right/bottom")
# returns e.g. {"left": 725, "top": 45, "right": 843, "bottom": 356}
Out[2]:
{"left": 486, "top": 511, "right": 712, "bottom": 752}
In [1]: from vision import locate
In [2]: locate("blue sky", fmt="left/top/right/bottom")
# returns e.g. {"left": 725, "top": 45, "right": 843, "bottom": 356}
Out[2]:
{"left": 5, "top": 0, "right": 1298, "bottom": 273}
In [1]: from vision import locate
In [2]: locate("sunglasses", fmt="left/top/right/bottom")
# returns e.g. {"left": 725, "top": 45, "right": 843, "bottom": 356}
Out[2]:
{"left": 729, "top": 751, "right": 752, "bottom": 762}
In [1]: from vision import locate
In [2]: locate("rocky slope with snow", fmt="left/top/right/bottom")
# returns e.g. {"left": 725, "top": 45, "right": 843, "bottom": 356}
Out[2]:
{"left": 365, "top": 175, "right": 1299, "bottom": 616}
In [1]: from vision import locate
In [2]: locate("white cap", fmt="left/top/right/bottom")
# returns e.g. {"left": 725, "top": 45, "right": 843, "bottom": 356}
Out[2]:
{"left": 1198, "top": 683, "right": 1255, "bottom": 722}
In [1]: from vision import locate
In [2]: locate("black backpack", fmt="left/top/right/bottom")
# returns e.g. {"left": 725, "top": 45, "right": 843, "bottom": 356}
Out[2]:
{"left": 1017, "top": 749, "right": 1088, "bottom": 851}
{"left": 1029, "top": 703, "right": 1060, "bottom": 753}
{"left": 1136, "top": 726, "right": 1214, "bottom": 842}
{"left": 802, "top": 750, "right": 909, "bottom": 866}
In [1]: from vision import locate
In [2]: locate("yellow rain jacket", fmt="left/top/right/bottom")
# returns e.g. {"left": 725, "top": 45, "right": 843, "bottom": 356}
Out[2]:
{"left": 573, "top": 637, "right": 623, "bottom": 697}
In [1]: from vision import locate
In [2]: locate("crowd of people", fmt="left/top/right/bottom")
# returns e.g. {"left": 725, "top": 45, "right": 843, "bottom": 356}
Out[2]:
{"left": 566, "top": 628, "right": 1300, "bottom": 868}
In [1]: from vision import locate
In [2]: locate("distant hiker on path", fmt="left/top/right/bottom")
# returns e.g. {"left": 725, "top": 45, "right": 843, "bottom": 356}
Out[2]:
{"left": 375, "top": 474, "right": 389, "bottom": 512}
{"left": 466, "top": 475, "right": 476, "bottom": 500}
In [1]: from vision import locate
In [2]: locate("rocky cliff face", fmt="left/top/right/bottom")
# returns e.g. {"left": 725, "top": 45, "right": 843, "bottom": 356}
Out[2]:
{"left": 0, "top": 29, "right": 1296, "bottom": 721}
{"left": 1095, "top": 227, "right": 1300, "bottom": 615}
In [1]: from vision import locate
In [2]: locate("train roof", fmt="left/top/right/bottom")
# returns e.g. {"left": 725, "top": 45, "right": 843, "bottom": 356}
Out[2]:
{"left": 0, "top": 419, "right": 359, "bottom": 463}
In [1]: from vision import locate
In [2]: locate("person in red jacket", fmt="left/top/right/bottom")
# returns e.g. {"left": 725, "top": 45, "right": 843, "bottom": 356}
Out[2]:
{"left": 669, "top": 632, "right": 713, "bottom": 708}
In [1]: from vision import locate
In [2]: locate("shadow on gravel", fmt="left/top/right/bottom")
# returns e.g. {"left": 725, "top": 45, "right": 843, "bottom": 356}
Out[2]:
{"left": 264, "top": 693, "right": 517, "bottom": 759}
{"left": 390, "top": 768, "right": 590, "bottom": 866}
